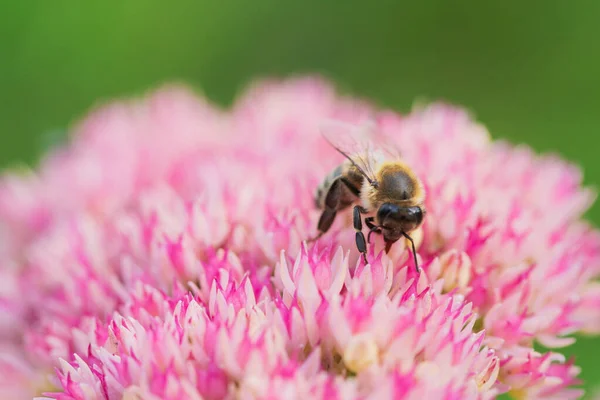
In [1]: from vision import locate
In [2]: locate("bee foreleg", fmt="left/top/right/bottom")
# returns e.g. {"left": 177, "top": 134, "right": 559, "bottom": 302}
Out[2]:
{"left": 367, "top": 228, "right": 382, "bottom": 244}
{"left": 364, "top": 217, "right": 376, "bottom": 230}
{"left": 353, "top": 205, "right": 368, "bottom": 264}
{"left": 400, "top": 231, "right": 421, "bottom": 274}
{"left": 364, "top": 217, "right": 381, "bottom": 244}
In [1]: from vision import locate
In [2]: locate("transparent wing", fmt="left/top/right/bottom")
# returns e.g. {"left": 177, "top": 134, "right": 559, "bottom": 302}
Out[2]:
{"left": 319, "top": 118, "right": 401, "bottom": 186}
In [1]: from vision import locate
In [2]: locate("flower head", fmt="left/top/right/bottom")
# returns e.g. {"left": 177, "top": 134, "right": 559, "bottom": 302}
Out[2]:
{"left": 0, "top": 77, "right": 599, "bottom": 399}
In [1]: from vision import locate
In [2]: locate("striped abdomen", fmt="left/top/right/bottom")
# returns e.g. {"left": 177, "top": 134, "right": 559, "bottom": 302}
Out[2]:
{"left": 314, "top": 162, "right": 363, "bottom": 210}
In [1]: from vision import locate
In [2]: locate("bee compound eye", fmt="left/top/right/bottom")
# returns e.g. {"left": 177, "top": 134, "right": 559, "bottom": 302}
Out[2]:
{"left": 413, "top": 207, "right": 423, "bottom": 224}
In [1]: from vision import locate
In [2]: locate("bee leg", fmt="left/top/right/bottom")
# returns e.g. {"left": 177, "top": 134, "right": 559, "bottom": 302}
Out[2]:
{"left": 353, "top": 205, "right": 368, "bottom": 264}
{"left": 365, "top": 217, "right": 381, "bottom": 243}
{"left": 307, "top": 232, "right": 323, "bottom": 243}
{"left": 368, "top": 228, "right": 381, "bottom": 244}
{"left": 308, "top": 208, "right": 338, "bottom": 242}
{"left": 400, "top": 232, "right": 421, "bottom": 274}
{"left": 364, "top": 217, "right": 376, "bottom": 229}
{"left": 309, "top": 180, "right": 342, "bottom": 242}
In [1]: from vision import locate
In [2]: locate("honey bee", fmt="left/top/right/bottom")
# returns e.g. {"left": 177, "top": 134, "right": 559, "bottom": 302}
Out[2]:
{"left": 310, "top": 119, "right": 425, "bottom": 273}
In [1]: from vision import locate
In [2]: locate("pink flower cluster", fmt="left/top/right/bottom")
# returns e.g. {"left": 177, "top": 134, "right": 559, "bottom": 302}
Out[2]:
{"left": 1, "top": 78, "right": 599, "bottom": 399}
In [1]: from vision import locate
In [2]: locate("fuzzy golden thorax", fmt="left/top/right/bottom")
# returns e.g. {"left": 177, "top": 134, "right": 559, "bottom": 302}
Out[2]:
{"left": 361, "top": 161, "right": 424, "bottom": 211}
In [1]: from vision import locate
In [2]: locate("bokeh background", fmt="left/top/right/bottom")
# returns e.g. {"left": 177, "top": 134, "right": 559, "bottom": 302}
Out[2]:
{"left": 2, "top": 1, "right": 599, "bottom": 397}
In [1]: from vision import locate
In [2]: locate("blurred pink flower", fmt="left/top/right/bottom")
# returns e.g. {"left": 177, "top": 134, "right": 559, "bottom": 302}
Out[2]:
{"left": 0, "top": 77, "right": 599, "bottom": 399}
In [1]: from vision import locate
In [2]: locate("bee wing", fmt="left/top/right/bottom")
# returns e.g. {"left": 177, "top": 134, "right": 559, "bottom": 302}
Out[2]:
{"left": 357, "top": 119, "right": 404, "bottom": 163}
{"left": 319, "top": 118, "right": 383, "bottom": 186}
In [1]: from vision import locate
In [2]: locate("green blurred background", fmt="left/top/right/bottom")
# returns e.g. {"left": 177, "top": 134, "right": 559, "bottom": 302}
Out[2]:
{"left": 2, "top": 1, "right": 599, "bottom": 397}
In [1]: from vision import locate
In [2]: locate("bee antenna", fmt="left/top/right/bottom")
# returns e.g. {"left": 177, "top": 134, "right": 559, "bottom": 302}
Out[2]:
{"left": 401, "top": 231, "right": 420, "bottom": 274}
{"left": 322, "top": 135, "right": 378, "bottom": 187}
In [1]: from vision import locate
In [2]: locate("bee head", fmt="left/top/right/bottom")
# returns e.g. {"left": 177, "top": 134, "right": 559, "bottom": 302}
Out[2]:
{"left": 377, "top": 202, "right": 424, "bottom": 241}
